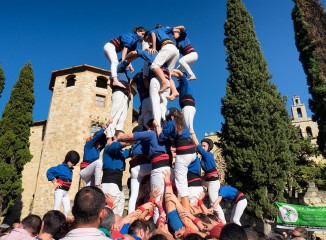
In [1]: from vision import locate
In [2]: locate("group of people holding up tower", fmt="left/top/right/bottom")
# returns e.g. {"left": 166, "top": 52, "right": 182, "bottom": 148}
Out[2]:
{"left": 45, "top": 24, "right": 248, "bottom": 239}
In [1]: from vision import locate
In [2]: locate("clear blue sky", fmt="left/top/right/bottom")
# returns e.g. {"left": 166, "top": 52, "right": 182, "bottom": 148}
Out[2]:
{"left": 1, "top": 0, "right": 325, "bottom": 138}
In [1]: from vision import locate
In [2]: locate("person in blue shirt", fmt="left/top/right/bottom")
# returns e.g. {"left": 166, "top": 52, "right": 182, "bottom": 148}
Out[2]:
{"left": 172, "top": 69, "right": 196, "bottom": 133}
{"left": 155, "top": 107, "right": 196, "bottom": 211}
{"left": 190, "top": 130, "right": 226, "bottom": 224}
{"left": 172, "top": 26, "right": 198, "bottom": 80}
{"left": 129, "top": 71, "right": 152, "bottom": 129}
{"left": 102, "top": 130, "right": 131, "bottom": 216}
{"left": 123, "top": 49, "right": 176, "bottom": 127}
{"left": 118, "top": 119, "right": 173, "bottom": 223}
{"left": 106, "top": 60, "right": 131, "bottom": 140}
{"left": 128, "top": 125, "right": 152, "bottom": 214}
{"left": 80, "top": 126, "right": 107, "bottom": 187}
{"left": 187, "top": 156, "right": 204, "bottom": 207}
{"left": 144, "top": 26, "right": 181, "bottom": 96}
{"left": 46, "top": 150, "right": 80, "bottom": 216}
{"left": 209, "top": 186, "right": 247, "bottom": 226}
{"left": 103, "top": 26, "right": 146, "bottom": 89}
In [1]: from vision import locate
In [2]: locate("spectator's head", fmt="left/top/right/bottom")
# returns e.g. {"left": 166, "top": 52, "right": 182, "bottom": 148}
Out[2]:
{"left": 41, "top": 210, "right": 66, "bottom": 239}
{"left": 72, "top": 186, "right": 106, "bottom": 227}
{"left": 291, "top": 227, "right": 307, "bottom": 239}
{"left": 129, "top": 219, "right": 151, "bottom": 240}
{"left": 244, "top": 228, "right": 259, "bottom": 240}
{"left": 63, "top": 150, "right": 80, "bottom": 168}
{"left": 219, "top": 223, "right": 248, "bottom": 240}
{"left": 183, "top": 233, "right": 205, "bottom": 240}
{"left": 21, "top": 214, "right": 42, "bottom": 237}
{"left": 99, "top": 207, "right": 114, "bottom": 231}
{"left": 148, "top": 233, "right": 168, "bottom": 240}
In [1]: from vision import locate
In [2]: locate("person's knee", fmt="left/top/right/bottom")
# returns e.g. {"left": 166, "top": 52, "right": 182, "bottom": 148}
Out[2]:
{"left": 179, "top": 58, "right": 186, "bottom": 65}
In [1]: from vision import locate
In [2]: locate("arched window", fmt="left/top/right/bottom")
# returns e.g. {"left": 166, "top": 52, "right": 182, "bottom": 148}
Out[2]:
{"left": 299, "top": 129, "right": 303, "bottom": 139}
{"left": 90, "top": 123, "right": 102, "bottom": 136}
{"left": 297, "top": 108, "right": 302, "bottom": 118}
{"left": 295, "top": 99, "right": 299, "bottom": 105}
{"left": 306, "top": 126, "right": 313, "bottom": 137}
{"left": 66, "top": 75, "right": 76, "bottom": 87}
{"left": 96, "top": 76, "right": 108, "bottom": 89}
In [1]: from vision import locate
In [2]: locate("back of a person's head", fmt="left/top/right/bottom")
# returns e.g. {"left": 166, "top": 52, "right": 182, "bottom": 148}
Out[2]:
{"left": 99, "top": 207, "right": 114, "bottom": 230}
{"left": 145, "top": 219, "right": 156, "bottom": 233}
{"left": 72, "top": 186, "right": 106, "bottom": 225}
{"left": 244, "top": 228, "right": 261, "bottom": 240}
{"left": 64, "top": 150, "right": 80, "bottom": 165}
{"left": 220, "top": 223, "right": 248, "bottom": 240}
{"left": 194, "top": 213, "right": 212, "bottom": 224}
{"left": 183, "top": 233, "right": 205, "bottom": 240}
{"left": 21, "top": 214, "right": 42, "bottom": 236}
{"left": 128, "top": 219, "right": 148, "bottom": 235}
{"left": 292, "top": 227, "right": 307, "bottom": 239}
{"left": 149, "top": 233, "right": 168, "bottom": 240}
{"left": 42, "top": 210, "right": 66, "bottom": 239}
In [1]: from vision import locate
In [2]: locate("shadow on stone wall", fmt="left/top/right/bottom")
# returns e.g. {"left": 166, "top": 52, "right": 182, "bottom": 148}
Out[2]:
{"left": 2, "top": 194, "right": 22, "bottom": 225}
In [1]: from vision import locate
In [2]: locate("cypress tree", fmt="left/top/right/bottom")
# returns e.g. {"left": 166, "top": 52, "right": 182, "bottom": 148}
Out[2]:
{"left": 0, "top": 63, "right": 35, "bottom": 216}
{"left": 221, "top": 0, "right": 295, "bottom": 220}
{"left": 0, "top": 65, "right": 5, "bottom": 98}
{"left": 292, "top": 0, "right": 326, "bottom": 157}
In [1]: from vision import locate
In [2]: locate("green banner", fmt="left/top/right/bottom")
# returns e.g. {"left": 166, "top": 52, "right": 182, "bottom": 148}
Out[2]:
{"left": 275, "top": 202, "right": 326, "bottom": 231}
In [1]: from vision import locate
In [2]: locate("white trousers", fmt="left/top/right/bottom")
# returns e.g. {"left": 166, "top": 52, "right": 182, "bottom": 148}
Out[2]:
{"left": 230, "top": 198, "right": 247, "bottom": 226}
{"left": 177, "top": 52, "right": 198, "bottom": 77}
{"left": 54, "top": 189, "right": 71, "bottom": 217}
{"left": 151, "top": 44, "right": 179, "bottom": 72}
{"left": 80, "top": 159, "right": 103, "bottom": 186}
{"left": 182, "top": 106, "right": 196, "bottom": 131}
{"left": 174, "top": 153, "right": 196, "bottom": 198}
{"left": 203, "top": 179, "right": 226, "bottom": 223}
{"left": 149, "top": 78, "right": 170, "bottom": 127}
{"left": 138, "top": 97, "right": 152, "bottom": 129}
{"left": 102, "top": 183, "right": 125, "bottom": 216}
{"left": 107, "top": 91, "right": 129, "bottom": 138}
{"left": 103, "top": 42, "right": 119, "bottom": 78}
{"left": 128, "top": 163, "right": 152, "bottom": 214}
{"left": 151, "top": 166, "right": 173, "bottom": 223}
{"left": 188, "top": 186, "right": 204, "bottom": 204}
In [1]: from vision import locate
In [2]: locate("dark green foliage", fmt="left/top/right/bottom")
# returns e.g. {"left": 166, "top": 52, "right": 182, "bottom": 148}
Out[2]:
{"left": 292, "top": 0, "right": 326, "bottom": 157}
{"left": 0, "top": 65, "right": 5, "bottom": 98}
{"left": 221, "top": 0, "right": 296, "bottom": 219}
{"left": 0, "top": 63, "right": 35, "bottom": 216}
{"left": 289, "top": 126, "right": 326, "bottom": 191}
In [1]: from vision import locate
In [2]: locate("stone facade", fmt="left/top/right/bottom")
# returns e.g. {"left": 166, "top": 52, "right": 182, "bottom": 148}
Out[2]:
{"left": 291, "top": 96, "right": 325, "bottom": 163}
{"left": 21, "top": 65, "right": 136, "bottom": 218}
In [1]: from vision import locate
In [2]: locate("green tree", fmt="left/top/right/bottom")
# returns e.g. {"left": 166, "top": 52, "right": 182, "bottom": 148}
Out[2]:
{"left": 289, "top": 127, "right": 326, "bottom": 191}
{"left": 0, "top": 65, "right": 5, "bottom": 98}
{"left": 292, "top": 0, "right": 326, "bottom": 157}
{"left": 221, "top": 0, "right": 295, "bottom": 221}
{"left": 0, "top": 63, "right": 35, "bottom": 216}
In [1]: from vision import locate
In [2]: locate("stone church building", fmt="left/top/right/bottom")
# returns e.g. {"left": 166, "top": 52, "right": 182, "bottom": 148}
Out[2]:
{"left": 21, "top": 64, "right": 137, "bottom": 218}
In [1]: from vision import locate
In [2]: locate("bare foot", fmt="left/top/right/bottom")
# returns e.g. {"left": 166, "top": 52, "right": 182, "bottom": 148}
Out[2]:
{"left": 159, "top": 80, "right": 170, "bottom": 94}
{"left": 166, "top": 92, "right": 179, "bottom": 101}
{"left": 112, "top": 79, "right": 126, "bottom": 88}
{"left": 189, "top": 75, "right": 197, "bottom": 81}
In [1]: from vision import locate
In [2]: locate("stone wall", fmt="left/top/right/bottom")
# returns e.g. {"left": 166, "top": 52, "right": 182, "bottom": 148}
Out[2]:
{"left": 21, "top": 65, "right": 135, "bottom": 218}
{"left": 21, "top": 121, "right": 46, "bottom": 218}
